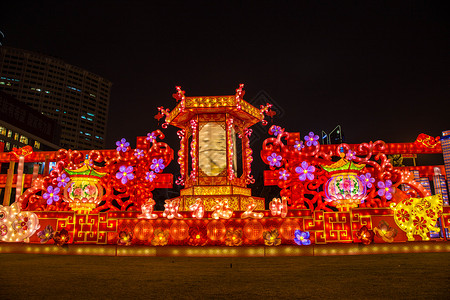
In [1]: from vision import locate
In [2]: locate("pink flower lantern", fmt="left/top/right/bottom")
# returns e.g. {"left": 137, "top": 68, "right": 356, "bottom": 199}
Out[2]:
{"left": 63, "top": 159, "right": 106, "bottom": 213}
{"left": 322, "top": 157, "right": 367, "bottom": 211}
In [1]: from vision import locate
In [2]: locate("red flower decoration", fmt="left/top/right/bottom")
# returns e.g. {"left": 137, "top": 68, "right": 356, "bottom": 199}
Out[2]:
{"left": 356, "top": 225, "right": 374, "bottom": 245}
{"left": 413, "top": 216, "right": 427, "bottom": 231}
{"left": 117, "top": 231, "right": 133, "bottom": 246}
{"left": 187, "top": 226, "right": 208, "bottom": 246}
{"left": 396, "top": 209, "right": 410, "bottom": 223}
{"left": 53, "top": 229, "right": 70, "bottom": 246}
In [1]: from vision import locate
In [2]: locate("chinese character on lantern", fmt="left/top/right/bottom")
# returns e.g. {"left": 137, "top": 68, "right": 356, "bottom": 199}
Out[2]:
{"left": 241, "top": 197, "right": 264, "bottom": 219}
{"left": 269, "top": 197, "right": 288, "bottom": 218}
{"left": 212, "top": 198, "right": 233, "bottom": 220}
{"left": 162, "top": 199, "right": 183, "bottom": 220}
{"left": 138, "top": 198, "right": 158, "bottom": 219}
{"left": 189, "top": 199, "right": 205, "bottom": 219}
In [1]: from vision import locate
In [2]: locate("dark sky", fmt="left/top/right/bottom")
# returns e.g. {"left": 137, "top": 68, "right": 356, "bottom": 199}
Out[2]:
{"left": 1, "top": 1, "right": 449, "bottom": 149}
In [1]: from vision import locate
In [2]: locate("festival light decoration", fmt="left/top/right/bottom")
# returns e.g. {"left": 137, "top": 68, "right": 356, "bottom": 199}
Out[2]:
{"left": 263, "top": 229, "right": 281, "bottom": 246}
{"left": 37, "top": 225, "right": 54, "bottom": 243}
{"left": 0, "top": 87, "right": 448, "bottom": 251}
{"left": 356, "top": 226, "right": 373, "bottom": 245}
{"left": 53, "top": 229, "right": 70, "bottom": 246}
{"left": 64, "top": 158, "right": 107, "bottom": 213}
{"left": 225, "top": 229, "right": 243, "bottom": 246}
{"left": 241, "top": 198, "right": 264, "bottom": 219}
{"left": 373, "top": 220, "right": 397, "bottom": 243}
{"left": 211, "top": 199, "right": 233, "bottom": 220}
{"left": 117, "top": 231, "right": 133, "bottom": 246}
{"left": 322, "top": 152, "right": 367, "bottom": 211}
{"left": 390, "top": 194, "right": 443, "bottom": 241}
{"left": 163, "top": 199, "right": 184, "bottom": 219}
{"left": 138, "top": 198, "right": 158, "bottom": 219}
{"left": 269, "top": 197, "right": 288, "bottom": 218}
{"left": 189, "top": 199, "right": 205, "bottom": 219}
{"left": 151, "top": 229, "right": 169, "bottom": 246}
{"left": 294, "top": 230, "right": 311, "bottom": 245}
{"left": 0, "top": 202, "right": 40, "bottom": 242}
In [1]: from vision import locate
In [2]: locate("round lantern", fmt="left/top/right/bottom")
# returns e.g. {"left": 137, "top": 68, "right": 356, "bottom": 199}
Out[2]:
{"left": 206, "top": 220, "right": 226, "bottom": 241}
{"left": 170, "top": 220, "right": 190, "bottom": 240}
{"left": 133, "top": 220, "right": 154, "bottom": 241}
{"left": 243, "top": 220, "right": 264, "bottom": 240}
{"left": 280, "top": 219, "right": 300, "bottom": 240}
{"left": 64, "top": 159, "right": 106, "bottom": 214}
{"left": 322, "top": 158, "right": 367, "bottom": 211}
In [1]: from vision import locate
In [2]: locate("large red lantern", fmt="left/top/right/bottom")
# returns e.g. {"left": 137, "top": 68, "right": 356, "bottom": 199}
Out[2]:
{"left": 322, "top": 157, "right": 367, "bottom": 211}
{"left": 64, "top": 159, "right": 106, "bottom": 214}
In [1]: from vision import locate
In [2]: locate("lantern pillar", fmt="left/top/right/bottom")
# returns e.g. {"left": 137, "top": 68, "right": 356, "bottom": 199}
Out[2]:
{"left": 164, "top": 87, "right": 266, "bottom": 211}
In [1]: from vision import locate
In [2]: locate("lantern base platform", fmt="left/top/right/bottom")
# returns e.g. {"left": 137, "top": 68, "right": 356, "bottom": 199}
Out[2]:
{"left": 1, "top": 241, "right": 449, "bottom": 257}
{"left": 173, "top": 194, "right": 265, "bottom": 211}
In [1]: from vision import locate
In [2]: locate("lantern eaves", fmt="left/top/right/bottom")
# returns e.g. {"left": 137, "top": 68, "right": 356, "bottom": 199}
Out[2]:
{"left": 166, "top": 95, "right": 263, "bottom": 128}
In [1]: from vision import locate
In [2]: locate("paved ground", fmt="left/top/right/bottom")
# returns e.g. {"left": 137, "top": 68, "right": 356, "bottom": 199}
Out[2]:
{"left": 0, "top": 252, "right": 449, "bottom": 299}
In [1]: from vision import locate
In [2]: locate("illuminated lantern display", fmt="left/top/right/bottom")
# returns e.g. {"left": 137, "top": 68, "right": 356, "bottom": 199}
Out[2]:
{"left": 0, "top": 202, "right": 40, "bottom": 242}
{"left": 159, "top": 85, "right": 270, "bottom": 211}
{"left": 1, "top": 85, "right": 449, "bottom": 251}
{"left": 390, "top": 194, "right": 443, "bottom": 241}
{"left": 163, "top": 199, "right": 183, "bottom": 219}
{"left": 189, "top": 199, "right": 205, "bottom": 219}
{"left": 322, "top": 156, "right": 367, "bottom": 211}
{"left": 269, "top": 197, "right": 288, "bottom": 218}
{"left": 138, "top": 199, "right": 158, "bottom": 219}
{"left": 64, "top": 159, "right": 106, "bottom": 214}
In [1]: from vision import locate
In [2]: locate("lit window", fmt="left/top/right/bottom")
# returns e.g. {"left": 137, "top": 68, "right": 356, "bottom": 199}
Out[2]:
{"left": 20, "top": 135, "right": 28, "bottom": 144}
{"left": 0, "top": 126, "right": 6, "bottom": 135}
{"left": 34, "top": 141, "right": 40, "bottom": 149}
{"left": 5, "top": 142, "right": 10, "bottom": 151}
{"left": 14, "top": 133, "right": 19, "bottom": 140}
{"left": 7, "top": 130, "right": 12, "bottom": 138}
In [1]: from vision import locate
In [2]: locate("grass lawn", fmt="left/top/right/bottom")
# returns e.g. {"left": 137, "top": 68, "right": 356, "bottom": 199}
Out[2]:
{"left": 0, "top": 252, "right": 449, "bottom": 299}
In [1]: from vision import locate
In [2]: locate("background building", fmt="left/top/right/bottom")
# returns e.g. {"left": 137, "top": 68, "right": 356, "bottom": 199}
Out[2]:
{"left": 0, "top": 46, "right": 111, "bottom": 149}
{"left": 0, "top": 90, "right": 60, "bottom": 152}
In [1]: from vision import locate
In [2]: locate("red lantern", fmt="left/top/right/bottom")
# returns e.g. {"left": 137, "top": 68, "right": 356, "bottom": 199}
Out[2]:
{"left": 206, "top": 220, "right": 226, "bottom": 241}
{"left": 133, "top": 220, "right": 154, "bottom": 241}
{"left": 243, "top": 220, "right": 263, "bottom": 240}
{"left": 170, "top": 220, "right": 189, "bottom": 240}
{"left": 279, "top": 219, "right": 300, "bottom": 240}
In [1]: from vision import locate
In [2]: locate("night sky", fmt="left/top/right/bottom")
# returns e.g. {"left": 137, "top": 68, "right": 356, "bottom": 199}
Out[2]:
{"left": 1, "top": 2, "right": 448, "bottom": 154}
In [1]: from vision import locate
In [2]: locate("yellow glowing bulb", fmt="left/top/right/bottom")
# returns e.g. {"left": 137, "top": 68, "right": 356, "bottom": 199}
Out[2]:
{"left": 123, "top": 172, "right": 127, "bottom": 176}
{"left": 196, "top": 234, "right": 200, "bottom": 239}
{"left": 304, "top": 170, "right": 308, "bottom": 174}
{"left": 385, "top": 188, "right": 389, "bottom": 192}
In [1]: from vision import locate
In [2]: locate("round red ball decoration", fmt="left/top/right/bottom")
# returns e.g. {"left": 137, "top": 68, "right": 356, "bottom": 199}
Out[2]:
{"left": 206, "top": 220, "right": 226, "bottom": 241}
{"left": 170, "top": 220, "right": 189, "bottom": 240}
{"left": 279, "top": 219, "right": 300, "bottom": 240}
{"left": 133, "top": 220, "right": 154, "bottom": 241}
{"left": 243, "top": 220, "right": 263, "bottom": 241}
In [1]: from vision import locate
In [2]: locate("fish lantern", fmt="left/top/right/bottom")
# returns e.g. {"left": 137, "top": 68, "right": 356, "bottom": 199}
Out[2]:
{"left": 322, "top": 155, "right": 366, "bottom": 211}
{"left": 63, "top": 159, "right": 106, "bottom": 213}
{"left": 0, "top": 202, "right": 40, "bottom": 242}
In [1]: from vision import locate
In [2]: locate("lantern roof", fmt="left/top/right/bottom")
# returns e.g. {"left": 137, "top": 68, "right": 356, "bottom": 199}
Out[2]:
{"left": 65, "top": 160, "right": 106, "bottom": 178}
{"left": 321, "top": 159, "right": 365, "bottom": 173}
{"left": 166, "top": 95, "right": 264, "bottom": 128}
